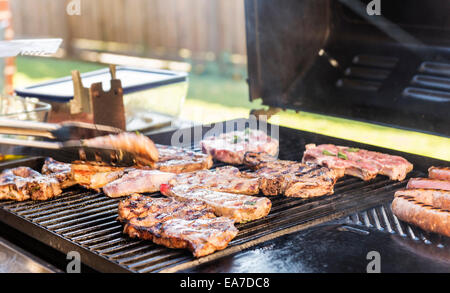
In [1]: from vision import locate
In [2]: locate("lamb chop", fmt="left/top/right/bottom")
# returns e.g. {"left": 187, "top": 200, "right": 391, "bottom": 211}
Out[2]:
{"left": 160, "top": 184, "right": 272, "bottom": 223}
{"left": 156, "top": 144, "right": 213, "bottom": 173}
{"left": 42, "top": 158, "right": 77, "bottom": 188}
{"left": 243, "top": 152, "right": 339, "bottom": 198}
{"left": 200, "top": 129, "right": 279, "bottom": 165}
{"left": 168, "top": 166, "right": 260, "bottom": 195}
{"left": 302, "top": 144, "right": 413, "bottom": 181}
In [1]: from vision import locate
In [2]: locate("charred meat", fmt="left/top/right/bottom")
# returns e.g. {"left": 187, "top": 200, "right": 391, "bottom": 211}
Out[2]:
{"left": 243, "top": 152, "right": 339, "bottom": 198}
{"left": 118, "top": 194, "right": 238, "bottom": 257}
{"left": 0, "top": 167, "right": 62, "bottom": 201}
{"left": 42, "top": 158, "right": 76, "bottom": 188}
{"left": 160, "top": 184, "right": 272, "bottom": 223}
{"left": 168, "top": 166, "right": 260, "bottom": 195}
{"left": 392, "top": 195, "right": 450, "bottom": 237}
{"left": 200, "top": 129, "right": 279, "bottom": 165}
{"left": 156, "top": 144, "right": 213, "bottom": 173}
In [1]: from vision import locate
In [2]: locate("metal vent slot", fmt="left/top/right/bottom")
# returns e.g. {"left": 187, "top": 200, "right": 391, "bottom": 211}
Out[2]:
{"left": 347, "top": 202, "right": 449, "bottom": 249}
{"left": 419, "top": 61, "right": 450, "bottom": 77}
{"left": 411, "top": 75, "right": 450, "bottom": 91}
{"left": 352, "top": 54, "right": 399, "bottom": 69}
{"left": 345, "top": 67, "right": 391, "bottom": 80}
{"left": 403, "top": 87, "right": 450, "bottom": 102}
{"left": 336, "top": 78, "right": 382, "bottom": 91}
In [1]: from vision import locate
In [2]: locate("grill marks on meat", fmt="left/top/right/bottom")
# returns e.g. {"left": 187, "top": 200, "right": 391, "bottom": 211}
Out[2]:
{"left": 392, "top": 196, "right": 450, "bottom": 237}
{"left": 393, "top": 165, "right": 449, "bottom": 237}
{"left": 395, "top": 189, "right": 450, "bottom": 211}
{"left": 243, "top": 152, "right": 339, "bottom": 198}
{"left": 302, "top": 144, "right": 413, "bottom": 181}
{"left": 0, "top": 167, "right": 62, "bottom": 201}
{"left": 168, "top": 166, "right": 260, "bottom": 195}
{"left": 161, "top": 184, "right": 272, "bottom": 223}
{"left": 103, "top": 169, "right": 175, "bottom": 198}
{"left": 118, "top": 195, "right": 238, "bottom": 257}
{"left": 200, "top": 129, "right": 279, "bottom": 165}
{"left": 42, "top": 158, "right": 76, "bottom": 189}
{"left": 156, "top": 144, "right": 213, "bottom": 173}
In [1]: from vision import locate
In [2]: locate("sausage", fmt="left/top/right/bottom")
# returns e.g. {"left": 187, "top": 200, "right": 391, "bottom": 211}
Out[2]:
{"left": 428, "top": 166, "right": 450, "bottom": 181}
{"left": 395, "top": 188, "right": 450, "bottom": 210}
{"left": 406, "top": 178, "right": 450, "bottom": 191}
{"left": 391, "top": 196, "right": 450, "bottom": 237}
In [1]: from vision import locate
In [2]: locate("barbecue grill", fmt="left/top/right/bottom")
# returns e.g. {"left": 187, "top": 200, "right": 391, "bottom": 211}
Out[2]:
{"left": 0, "top": 0, "right": 449, "bottom": 273}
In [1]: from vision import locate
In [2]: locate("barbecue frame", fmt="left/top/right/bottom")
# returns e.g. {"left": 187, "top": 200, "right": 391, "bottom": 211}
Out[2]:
{"left": 0, "top": 119, "right": 448, "bottom": 273}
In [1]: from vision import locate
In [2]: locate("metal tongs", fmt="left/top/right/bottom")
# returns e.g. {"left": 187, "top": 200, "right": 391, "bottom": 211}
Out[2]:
{"left": 0, "top": 120, "right": 138, "bottom": 167}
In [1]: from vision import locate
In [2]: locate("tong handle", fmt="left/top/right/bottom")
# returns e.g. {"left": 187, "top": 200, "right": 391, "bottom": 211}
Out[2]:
{"left": 0, "top": 137, "right": 61, "bottom": 149}
{"left": 0, "top": 120, "right": 59, "bottom": 139}
{"left": 0, "top": 119, "right": 123, "bottom": 140}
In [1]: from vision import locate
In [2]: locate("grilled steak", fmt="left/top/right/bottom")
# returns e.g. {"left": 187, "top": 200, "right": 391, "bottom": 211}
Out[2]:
{"left": 407, "top": 178, "right": 450, "bottom": 191}
{"left": 70, "top": 164, "right": 125, "bottom": 191}
{"left": 84, "top": 132, "right": 159, "bottom": 166}
{"left": 156, "top": 144, "right": 213, "bottom": 173}
{"left": 302, "top": 144, "right": 413, "bottom": 181}
{"left": 160, "top": 184, "right": 271, "bottom": 223}
{"left": 243, "top": 152, "right": 339, "bottom": 198}
{"left": 119, "top": 195, "right": 238, "bottom": 257}
{"left": 395, "top": 189, "right": 450, "bottom": 211}
{"left": 392, "top": 195, "right": 450, "bottom": 237}
{"left": 0, "top": 167, "right": 62, "bottom": 201}
{"left": 168, "top": 166, "right": 260, "bottom": 195}
{"left": 200, "top": 129, "right": 279, "bottom": 165}
{"left": 42, "top": 158, "right": 76, "bottom": 189}
{"left": 103, "top": 169, "right": 175, "bottom": 198}
{"left": 428, "top": 166, "right": 450, "bottom": 181}
{"left": 151, "top": 217, "right": 238, "bottom": 258}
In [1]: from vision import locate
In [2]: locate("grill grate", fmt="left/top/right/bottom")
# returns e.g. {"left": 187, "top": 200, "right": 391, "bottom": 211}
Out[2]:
{"left": 0, "top": 123, "right": 447, "bottom": 272}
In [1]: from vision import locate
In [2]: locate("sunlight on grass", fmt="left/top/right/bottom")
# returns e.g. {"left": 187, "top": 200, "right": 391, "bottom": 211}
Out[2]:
{"left": 271, "top": 110, "right": 450, "bottom": 161}
{"left": 13, "top": 56, "right": 450, "bottom": 162}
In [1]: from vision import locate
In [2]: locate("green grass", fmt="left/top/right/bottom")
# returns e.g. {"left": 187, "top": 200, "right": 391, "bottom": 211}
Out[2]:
{"left": 14, "top": 56, "right": 450, "bottom": 161}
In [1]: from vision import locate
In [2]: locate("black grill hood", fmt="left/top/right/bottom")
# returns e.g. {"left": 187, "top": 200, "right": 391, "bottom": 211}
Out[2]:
{"left": 244, "top": 0, "right": 450, "bottom": 137}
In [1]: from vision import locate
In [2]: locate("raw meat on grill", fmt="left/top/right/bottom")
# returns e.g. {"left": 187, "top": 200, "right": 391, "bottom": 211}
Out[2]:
{"left": 155, "top": 144, "right": 213, "bottom": 173}
{"left": 168, "top": 166, "right": 260, "bottom": 195}
{"left": 42, "top": 158, "right": 77, "bottom": 188}
{"left": 302, "top": 144, "right": 413, "bottom": 181}
{"left": 84, "top": 132, "right": 159, "bottom": 166}
{"left": 243, "top": 152, "right": 339, "bottom": 198}
{"left": 392, "top": 195, "right": 450, "bottom": 237}
{"left": 118, "top": 194, "right": 238, "bottom": 257}
{"left": 406, "top": 178, "right": 450, "bottom": 191}
{"left": 395, "top": 189, "right": 450, "bottom": 211}
{"left": 200, "top": 129, "right": 279, "bottom": 165}
{"left": 103, "top": 169, "right": 175, "bottom": 198}
{"left": 0, "top": 167, "right": 62, "bottom": 201}
{"left": 160, "top": 184, "right": 272, "bottom": 223}
{"left": 428, "top": 166, "right": 450, "bottom": 181}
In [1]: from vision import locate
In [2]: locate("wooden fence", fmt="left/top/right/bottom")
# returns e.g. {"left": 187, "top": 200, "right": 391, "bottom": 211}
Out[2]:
{"left": 10, "top": 0, "right": 247, "bottom": 62}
